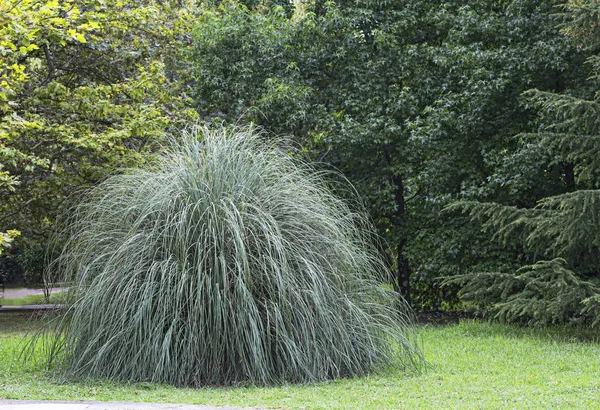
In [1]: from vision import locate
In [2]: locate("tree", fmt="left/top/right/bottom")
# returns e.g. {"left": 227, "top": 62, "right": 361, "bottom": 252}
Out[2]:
{"left": 0, "top": 0, "right": 197, "bottom": 245}
{"left": 446, "top": 0, "right": 600, "bottom": 326}
{"left": 187, "top": 0, "right": 577, "bottom": 307}
{"left": 0, "top": 230, "right": 19, "bottom": 256}
{"left": 40, "top": 127, "right": 423, "bottom": 386}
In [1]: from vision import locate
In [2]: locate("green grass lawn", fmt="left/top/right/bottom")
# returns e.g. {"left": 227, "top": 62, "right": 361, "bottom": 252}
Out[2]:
{"left": 1, "top": 294, "right": 56, "bottom": 306}
{"left": 1, "top": 312, "right": 599, "bottom": 409}
{"left": 1, "top": 286, "right": 64, "bottom": 306}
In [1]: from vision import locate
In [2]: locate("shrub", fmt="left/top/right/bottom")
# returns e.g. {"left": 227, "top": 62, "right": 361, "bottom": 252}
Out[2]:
{"left": 43, "top": 127, "right": 423, "bottom": 387}
{"left": 18, "top": 244, "right": 46, "bottom": 288}
{"left": 0, "top": 256, "right": 24, "bottom": 286}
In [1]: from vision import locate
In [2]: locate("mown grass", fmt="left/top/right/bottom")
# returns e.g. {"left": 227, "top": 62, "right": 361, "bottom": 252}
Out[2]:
{"left": 1, "top": 313, "right": 599, "bottom": 408}
{"left": 1, "top": 294, "right": 59, "bottom": 306}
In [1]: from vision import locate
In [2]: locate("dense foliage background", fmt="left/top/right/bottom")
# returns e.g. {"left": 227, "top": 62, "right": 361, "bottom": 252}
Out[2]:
{"left": 0, "top": 0, "right": 197, "bottom": 255}
{"left": 2, "top": 0, "right": 599, "bottom": 326}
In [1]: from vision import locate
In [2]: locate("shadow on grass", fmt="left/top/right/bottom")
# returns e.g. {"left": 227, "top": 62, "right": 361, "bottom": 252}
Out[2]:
{"left": 0, "top": 311, "right": 49, "bottom": 335}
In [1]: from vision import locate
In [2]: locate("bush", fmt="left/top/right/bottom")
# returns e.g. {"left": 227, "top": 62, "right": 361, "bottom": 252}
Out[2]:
{"left": 410, "top": 275, "right": 461, "bottom": 312}
{"left": 44, "top": 127, "right": 423, "bottom": 387}
{"left": 17, "top": 244, "right": 46, "bottom": 288}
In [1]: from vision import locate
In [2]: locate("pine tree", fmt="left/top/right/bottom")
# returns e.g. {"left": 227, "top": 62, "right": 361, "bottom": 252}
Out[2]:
{"left": 446, "top": 0, "right": 600, "bottom": 326}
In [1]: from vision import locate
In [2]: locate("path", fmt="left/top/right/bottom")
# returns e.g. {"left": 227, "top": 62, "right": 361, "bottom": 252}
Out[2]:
{"left": 0, "top": 304, "right": 58, "bottom": 312}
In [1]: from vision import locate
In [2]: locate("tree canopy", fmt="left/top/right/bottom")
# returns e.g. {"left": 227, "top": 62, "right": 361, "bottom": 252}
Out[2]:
{"left": 2, "top": 0, "right": 599, "bottom": 326}
{"left": 0, "top": 0, "right": 197, "bottom": 245}
{"left": 446, "top": 0, "right": 600, "bottom": 326}
{"left": 187, "top": 0, "right": 582, "bottom": 308}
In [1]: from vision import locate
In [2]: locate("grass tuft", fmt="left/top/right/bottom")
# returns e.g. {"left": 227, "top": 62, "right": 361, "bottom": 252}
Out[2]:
{"left": 37, "top": 126, "right": 422, "bottom": 387}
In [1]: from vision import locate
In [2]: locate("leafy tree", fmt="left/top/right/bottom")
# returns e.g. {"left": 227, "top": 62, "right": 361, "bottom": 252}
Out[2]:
{"left": 0, "top": 230, "right": 19, "bottom": 256}
{"left": 446, "top": 0, "right": 600, "bottom": 326}
{"left": 187, "top": 0, "right": 577, "bottom": 307}
{"left": 0, "top": 0, "right": 197, "bottom": 245}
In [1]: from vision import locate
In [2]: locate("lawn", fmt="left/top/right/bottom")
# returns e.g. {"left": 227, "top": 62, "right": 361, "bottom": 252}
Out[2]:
{"left": 1, "top": 312, "right": 599, "bottom": 409}
{"left": 1, "top": 294, "right": 55, "bottom": 306}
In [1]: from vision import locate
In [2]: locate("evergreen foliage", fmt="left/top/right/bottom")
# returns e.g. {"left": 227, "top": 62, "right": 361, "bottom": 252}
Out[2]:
{"left": 446, "top": 259, "right": 600, "bottom": 326}
{"left": 445, "top": 0, "right": 600, "bottom": 326}
{"left": 41, "top": 127, "right": 422, "bottom": 387}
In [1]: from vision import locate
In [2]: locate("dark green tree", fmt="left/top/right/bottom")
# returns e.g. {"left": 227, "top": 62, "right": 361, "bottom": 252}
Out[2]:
{"left": 446, "top": 0, "right": 600, "bottom": 325}
{"left": 187, "top": 0, "right": 579, "bottom": 307}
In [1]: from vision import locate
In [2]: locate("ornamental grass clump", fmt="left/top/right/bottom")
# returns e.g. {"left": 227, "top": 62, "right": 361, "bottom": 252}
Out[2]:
{"left": 45, "top": 126, "right": 422, "bottom": 386}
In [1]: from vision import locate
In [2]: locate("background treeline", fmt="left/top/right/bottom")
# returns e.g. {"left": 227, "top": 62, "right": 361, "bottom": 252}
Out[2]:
{"left": 1, "top": 0, "right": 599, "bottom": 326}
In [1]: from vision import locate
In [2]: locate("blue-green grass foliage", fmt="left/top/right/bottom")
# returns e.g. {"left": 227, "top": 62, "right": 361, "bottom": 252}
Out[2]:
{"left": 43, "top": 127, "right": 422, "bottom": 386}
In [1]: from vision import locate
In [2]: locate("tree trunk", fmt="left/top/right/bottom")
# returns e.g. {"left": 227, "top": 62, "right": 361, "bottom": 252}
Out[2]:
{"left": 392, "top": 174, "right": 411, "bottom": 304}
{"left": 564, "top": 163, "right": 576, "bottom": 191}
